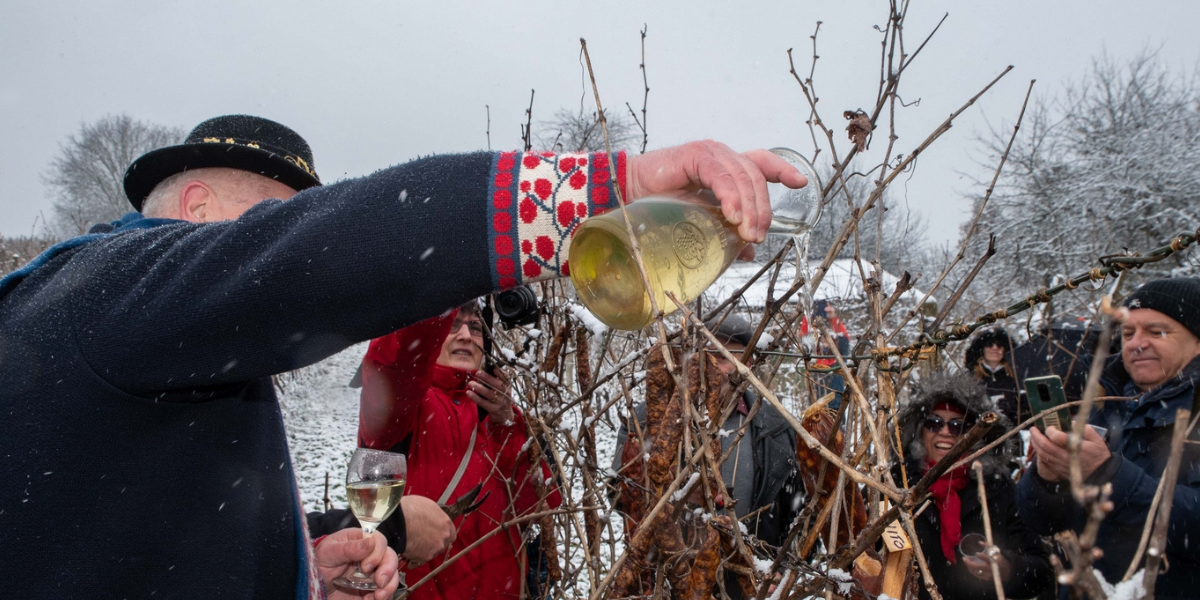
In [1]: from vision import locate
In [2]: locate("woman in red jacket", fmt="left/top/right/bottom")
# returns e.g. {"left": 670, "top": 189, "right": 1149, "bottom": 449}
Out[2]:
{"left": 358, "top": 302, "right": 560, "bottom": 599}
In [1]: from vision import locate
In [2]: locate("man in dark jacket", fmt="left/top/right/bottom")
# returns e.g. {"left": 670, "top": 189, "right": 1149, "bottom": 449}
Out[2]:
{"left": 1018, "top": 277, "right": 1200, "bottom": 600}
{"left": 612, "top": 315, "right": 800, "bottom": 597}
{"left": 0, "top": 114, "right": 806, "bottom": 599}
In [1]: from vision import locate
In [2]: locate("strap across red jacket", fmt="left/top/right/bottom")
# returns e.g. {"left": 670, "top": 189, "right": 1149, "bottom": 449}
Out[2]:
{"left": 358, "top": 311, "right": 561, "bottom": 599}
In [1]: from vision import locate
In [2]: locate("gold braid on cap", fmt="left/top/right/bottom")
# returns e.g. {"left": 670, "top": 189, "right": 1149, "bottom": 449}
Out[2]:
{"left": 200, "top": 137, "right": 315, "bottom": 178}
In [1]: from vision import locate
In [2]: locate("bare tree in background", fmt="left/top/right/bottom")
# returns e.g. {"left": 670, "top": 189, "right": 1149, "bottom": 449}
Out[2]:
{"left": 535, "top": 108, "right": 638, "bottom": 153}
{"left": 44, "top": 114, "right": 183, "bottom": 236}
{"left": 758, "top": 163, "right": 930, "bottom": 277}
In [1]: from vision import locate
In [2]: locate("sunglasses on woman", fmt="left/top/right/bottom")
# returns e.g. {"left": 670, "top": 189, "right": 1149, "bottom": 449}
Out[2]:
{"left": 922, "top": 414, "right": 970, "bottom": 436}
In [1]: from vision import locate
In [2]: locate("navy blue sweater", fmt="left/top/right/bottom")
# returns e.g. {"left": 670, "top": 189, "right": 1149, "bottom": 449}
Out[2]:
{"left": 0, "top": 150, "right": 623, "bottom": 598}
{"left": 1017, "top": 354, "right": 1200, "bottom": 600}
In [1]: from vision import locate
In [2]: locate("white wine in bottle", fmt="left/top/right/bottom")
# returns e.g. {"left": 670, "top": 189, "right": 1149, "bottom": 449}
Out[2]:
{"left": 346, "top": 479, "right": 406, "bottom": 530}
{"left": 568, "top": 147, "right": 822, "bottom": 331}
{"left": 569, "top": 198, "right": 742, "bottom": 330}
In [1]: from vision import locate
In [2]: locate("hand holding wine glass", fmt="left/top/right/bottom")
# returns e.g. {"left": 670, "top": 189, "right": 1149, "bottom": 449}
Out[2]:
{"left": 316, "top": 528, "right": 400, "bottom": 599}
{"left": 333, "top": 448, "right": 408, "bottom": 592}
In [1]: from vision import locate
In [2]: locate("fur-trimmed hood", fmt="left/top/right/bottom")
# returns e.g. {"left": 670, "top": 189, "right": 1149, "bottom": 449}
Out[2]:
{"left": 963, "top": 327, "right": 1015, "bottom": 371}
{"left": 895, "top": 370, "right": 1018, "bottom": 478}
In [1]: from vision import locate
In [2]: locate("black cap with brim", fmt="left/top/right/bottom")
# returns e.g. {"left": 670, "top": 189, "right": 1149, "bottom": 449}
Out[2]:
{"left": 123, "top": 115, "right": 321, "bottom": 212}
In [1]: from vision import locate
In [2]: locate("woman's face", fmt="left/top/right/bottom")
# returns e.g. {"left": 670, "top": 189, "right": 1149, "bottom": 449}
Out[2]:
{"left": 982, "top": 343, "right": 1005, "bottom": 367}
{"left": 921, "top": 407, "right": 968, "bottom": 463}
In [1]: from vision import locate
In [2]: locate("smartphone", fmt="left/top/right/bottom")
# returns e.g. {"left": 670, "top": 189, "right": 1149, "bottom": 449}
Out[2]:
{"left": 1024, "top": 375, "right": 1072, "bottom": 433}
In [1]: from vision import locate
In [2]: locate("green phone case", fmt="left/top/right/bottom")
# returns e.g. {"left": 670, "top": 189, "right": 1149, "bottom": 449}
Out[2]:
{"left": 1024, "top": 375, "right": 1072, "bottom": 432}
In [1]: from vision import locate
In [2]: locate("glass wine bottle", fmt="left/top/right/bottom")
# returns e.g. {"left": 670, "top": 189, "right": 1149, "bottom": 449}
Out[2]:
{"left": 568, "top": 148, "right": 823, "bottom": 330}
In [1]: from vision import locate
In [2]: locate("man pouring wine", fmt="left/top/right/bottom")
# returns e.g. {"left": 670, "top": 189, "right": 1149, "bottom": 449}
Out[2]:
{"left": 0, "top": 112, "right": 807, "bottom": 600}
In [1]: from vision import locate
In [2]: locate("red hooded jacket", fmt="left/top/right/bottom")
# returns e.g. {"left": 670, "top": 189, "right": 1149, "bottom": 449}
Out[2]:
{"left": 358, "top": 312, "right": 560, "bottom": 600}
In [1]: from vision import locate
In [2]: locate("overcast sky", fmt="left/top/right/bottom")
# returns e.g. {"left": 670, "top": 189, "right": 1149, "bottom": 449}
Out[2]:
{"left": 2, "top": 0, "right": 1197, "bottom": 244}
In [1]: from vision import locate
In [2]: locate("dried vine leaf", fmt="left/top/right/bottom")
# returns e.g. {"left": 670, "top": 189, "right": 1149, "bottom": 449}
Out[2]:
{"left": 844, "top": 109, "right": 874, "bottom": 152}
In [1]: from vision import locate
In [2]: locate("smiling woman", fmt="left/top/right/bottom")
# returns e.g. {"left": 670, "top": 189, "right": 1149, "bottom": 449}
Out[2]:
{"left": 893, "top": 372, "right": 1052, "bottom": 600}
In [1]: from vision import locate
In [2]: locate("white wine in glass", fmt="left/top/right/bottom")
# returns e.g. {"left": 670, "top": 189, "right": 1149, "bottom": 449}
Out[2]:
{"left": 333, "top": 448, "right": 407, "bottom": 592}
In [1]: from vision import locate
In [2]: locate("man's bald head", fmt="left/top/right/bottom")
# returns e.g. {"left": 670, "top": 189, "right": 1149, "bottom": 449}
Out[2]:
{"left": 140, "top": 167, "right": 299, "bottom": 222}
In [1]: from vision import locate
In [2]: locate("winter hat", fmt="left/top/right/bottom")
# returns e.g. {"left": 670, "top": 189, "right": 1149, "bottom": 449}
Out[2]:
{"left": 1122, "top": 278, "right": 1200, "bottom": 340}
{"left": 123, "top": 115, "right": 321, "bottom": 211}
{"left": 963, "top": 327, "right": 1013, "bottom": 370}
{"left": 705, "top": 314, "right": 755, "bottom": 347}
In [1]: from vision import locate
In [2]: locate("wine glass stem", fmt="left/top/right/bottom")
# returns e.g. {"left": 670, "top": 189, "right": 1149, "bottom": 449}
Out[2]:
{"left": 353, "top": 525, "right": 377, "bottom": 579}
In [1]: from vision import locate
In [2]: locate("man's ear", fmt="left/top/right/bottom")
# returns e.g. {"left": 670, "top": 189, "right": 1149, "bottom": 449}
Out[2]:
{"left": 179, "top": 180, "right": 216, "bottom": 223}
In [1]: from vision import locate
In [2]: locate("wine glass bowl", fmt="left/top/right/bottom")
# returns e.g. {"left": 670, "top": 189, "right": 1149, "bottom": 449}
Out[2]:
{"left": 332, "top": 448, "right": 407, "bottom": 592}
{"left": 959, "top": 532, "right": 987, "bottom": 557}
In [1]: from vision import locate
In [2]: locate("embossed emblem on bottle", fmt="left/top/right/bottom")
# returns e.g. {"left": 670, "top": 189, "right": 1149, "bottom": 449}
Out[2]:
{"left": 671, "top": 221, "right": 708, "bottom": 268}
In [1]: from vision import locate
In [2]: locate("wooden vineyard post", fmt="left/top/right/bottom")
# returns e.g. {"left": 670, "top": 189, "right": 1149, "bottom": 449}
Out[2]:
{"left": 880, "top": 510, "right": 915, "bottom": 600}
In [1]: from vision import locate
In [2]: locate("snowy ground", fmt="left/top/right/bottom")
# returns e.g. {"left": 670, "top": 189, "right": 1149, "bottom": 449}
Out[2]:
{"left": 277, "top": 343, "right": 367, "bottom": 513}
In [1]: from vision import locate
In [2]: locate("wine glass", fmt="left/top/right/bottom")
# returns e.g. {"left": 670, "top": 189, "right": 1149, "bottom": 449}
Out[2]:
{"left": 959, "top": 532, "right": 987, "bottom": 557}
{"left": 332, "top": 448, "right": 408, "bottom": 591}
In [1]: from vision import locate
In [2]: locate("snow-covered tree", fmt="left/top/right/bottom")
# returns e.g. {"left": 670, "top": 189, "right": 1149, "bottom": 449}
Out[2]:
{"left": 962, "top": 54, "right": 1200, "bottom": 314}
{"left": 535, "top": 108, "right": 638, "bottom": 153}
{"left": 758, "top": 162, "right": 930, "bottom": 279}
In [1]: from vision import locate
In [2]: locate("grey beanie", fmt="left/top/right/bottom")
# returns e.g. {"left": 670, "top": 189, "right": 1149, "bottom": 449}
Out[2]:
{"left": 1123, "top": 277, "right": 1200, "bottom": 340}
{"left": 704, "top": 314, "right": 754, "bottom": 347}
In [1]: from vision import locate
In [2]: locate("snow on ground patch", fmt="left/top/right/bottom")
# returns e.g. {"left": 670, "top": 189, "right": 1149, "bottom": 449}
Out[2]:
{"left": 277, "top": 342, "right": 367, "bottom": 513}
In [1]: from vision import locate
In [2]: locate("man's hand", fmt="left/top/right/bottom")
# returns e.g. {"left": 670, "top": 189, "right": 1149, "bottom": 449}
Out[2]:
{"left": 399, "top": 495, "right": 457, "bottom": 564}
{"left": 1030, "top": 425, "right": 1111, "bottom": 482}
{"left": 315, "top": 528, "right": 400, "bottom": 600}
{"left": 468, "top": 368, "right": 515, "bottom": 425}
{"left": 625, "top": 141, "right": 808, "bottom": 244}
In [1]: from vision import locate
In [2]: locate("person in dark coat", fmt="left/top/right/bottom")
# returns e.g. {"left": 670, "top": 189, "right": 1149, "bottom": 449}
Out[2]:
{"left": 1018, "top": 278, "right": 1200, "bottom": 600}
{"left": 895, "top": 371, "right": 1053, "bottom": 600}
{"left": 1012, "top": 321, "right": 1096, "bottom": 404}
{"left": 612, "top": 315, "right": 801, "bottom": 599}
{"left": 0, "top": 113, "right": 807, "bottom": 600}
{"left": 964, "top": 327, "right": 1025, "bottom": 424}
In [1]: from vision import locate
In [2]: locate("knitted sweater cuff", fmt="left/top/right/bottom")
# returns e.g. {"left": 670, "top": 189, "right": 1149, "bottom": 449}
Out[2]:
{"left": 485, "top": 151, "right": 626, "bottom": 288}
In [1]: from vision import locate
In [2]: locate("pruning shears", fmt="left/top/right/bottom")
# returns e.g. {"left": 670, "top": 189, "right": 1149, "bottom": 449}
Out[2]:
{"left": 439, "top": 482, "right": 489, "bottom": 520}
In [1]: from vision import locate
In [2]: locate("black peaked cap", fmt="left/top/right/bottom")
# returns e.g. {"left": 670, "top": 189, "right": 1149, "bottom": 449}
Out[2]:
{"left": 123, "top": 114, "right": 321, "bottom": 211}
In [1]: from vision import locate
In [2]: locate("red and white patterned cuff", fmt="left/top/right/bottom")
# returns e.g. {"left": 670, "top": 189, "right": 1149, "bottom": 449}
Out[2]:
{"left": 486, "top": 150, "right": 626, "bottom": 288}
